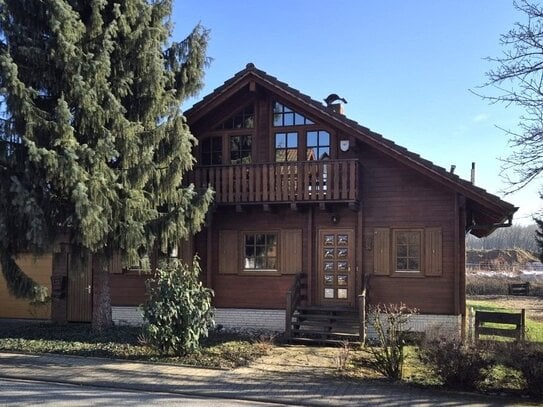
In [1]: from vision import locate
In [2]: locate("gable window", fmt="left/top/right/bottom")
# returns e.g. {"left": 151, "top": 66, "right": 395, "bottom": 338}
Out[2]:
{"left": 393, "top": 230, "right": 422, "bottom": 272}
{"left": 275, "top": 132, "right": 298, "bottom": 162}
{"left": 244, "top": 232, "right": 277, "bottom": 270}
{"left": 273, "top": 102, "right": 314, "bottom": 127}
{"left": 230, "top": 135, "right": 252, "bottom": 164}
{"left": 216, "top": 105, "right": 255, "bottom": 130}
{"left": 201, "top": 136, "right": 223, "bottom": 165}
{"left": 307, "top": 130, "right": 330, "bottom": 160}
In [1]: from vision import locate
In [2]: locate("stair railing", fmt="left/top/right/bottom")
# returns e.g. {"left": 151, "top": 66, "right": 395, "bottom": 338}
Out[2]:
{"left": 358, "top": 273, "right": 371, "bottom": 345}
{"left": 285, "top": 272, "right": 307, "bottom": 340}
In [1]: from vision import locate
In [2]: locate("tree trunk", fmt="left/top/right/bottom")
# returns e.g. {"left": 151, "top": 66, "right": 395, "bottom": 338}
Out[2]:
{"left": 92, "top": 253, "right": 112, "bottom": 331}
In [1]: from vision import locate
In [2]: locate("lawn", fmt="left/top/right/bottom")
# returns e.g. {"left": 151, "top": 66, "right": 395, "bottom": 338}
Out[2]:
{"left": 467, "top": 298, "right": 543, "bottom": 342}
{"left": 0, "top": 322, "right": 272, "bottom": 369}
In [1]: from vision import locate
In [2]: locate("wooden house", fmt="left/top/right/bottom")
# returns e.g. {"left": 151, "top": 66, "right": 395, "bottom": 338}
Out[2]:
{"left": 177, "top": 63, "right": 516, "bottom": 340}
{"left": 2, "top": 64, "right": 517, "bottom": 341}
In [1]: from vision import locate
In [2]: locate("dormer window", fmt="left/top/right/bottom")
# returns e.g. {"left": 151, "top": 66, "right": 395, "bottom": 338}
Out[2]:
{"left": 273, "top": 102, "right": 314, "bottom": 127}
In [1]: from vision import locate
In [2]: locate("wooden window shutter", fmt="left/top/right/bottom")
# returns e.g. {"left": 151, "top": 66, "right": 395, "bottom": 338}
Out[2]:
{"left": 425, "top": 227, "right": 442, "bottom": 276}
{"left": 373, "top": 228, "right": 390, "bottom": 275}
{"left": 109, "top": 251, "right": 123, "bottom": 274}
{"left": 219, "top": 230, "right": 239, "bottom": 274}
{"left": 281, "top": 229, "right": 302, "bottom": 274}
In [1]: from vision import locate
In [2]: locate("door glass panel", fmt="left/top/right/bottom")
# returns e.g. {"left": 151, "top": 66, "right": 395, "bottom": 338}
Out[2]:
{"left": 323, "top": 248, "right": 334, "bottom": 258}
{"left": 324, "top": 274, "right": 334, "bottom": 285}
{"left": 337, "top": 248, "right": 348, "bottom": 258}
{"left": 324, "top": 234, "right": 335, "bottom": 246}
{"left": 337, "top": 289, "right": 348, "bottom": 299}
{"left": 337, "top": 235, "right": 348, "bottom": 245}
{"left": 337, "top": 275, "right": 348, "bottom": 285}
{"left": 337, "top": 261, "right": 348, "bottom": 271}
{"left": 324, "top": 261, "right": 334, "bottom": 271}
{"left": 324, "top": 288, "right": 334, "bottom": 298}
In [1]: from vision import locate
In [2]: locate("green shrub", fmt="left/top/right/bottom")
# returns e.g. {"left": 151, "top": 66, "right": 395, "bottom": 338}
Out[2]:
{"left": 417, "top": 338, "right": 491, "bottom": 390}
{"left": 142, "top": 257, "right": 214, "bottom": 356}
{"left": 366, "top": 303, "right": 416, "bottom": 380}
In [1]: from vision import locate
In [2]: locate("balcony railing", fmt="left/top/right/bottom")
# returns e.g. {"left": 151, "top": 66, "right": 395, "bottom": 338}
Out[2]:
{"left": 187, "top": 159, "right": 359, "bottom": 204}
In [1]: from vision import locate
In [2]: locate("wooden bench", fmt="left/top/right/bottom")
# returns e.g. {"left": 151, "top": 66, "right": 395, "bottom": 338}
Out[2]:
{"left": 475, "top": 309, "right": 525, "bottom": 342}
{"left": 508, "top": 282, "right": 530, "bottom": 296}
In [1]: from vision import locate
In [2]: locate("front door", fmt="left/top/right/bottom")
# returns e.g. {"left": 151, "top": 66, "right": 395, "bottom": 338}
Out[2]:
{"left": 317, "top": 229, "right": 355, "bottom": 307}
{"left": 67, "top": 254, "right": 92, "bottom": 322}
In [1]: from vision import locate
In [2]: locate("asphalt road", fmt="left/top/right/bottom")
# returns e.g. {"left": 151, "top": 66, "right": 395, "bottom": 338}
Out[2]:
{"left": 0, "top": 378, "right": 292, "bottom": 407}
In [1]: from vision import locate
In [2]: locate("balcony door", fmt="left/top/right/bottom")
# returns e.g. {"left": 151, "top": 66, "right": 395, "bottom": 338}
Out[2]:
{"left": 317, "top": 229, "right": 355, "bottom": 307}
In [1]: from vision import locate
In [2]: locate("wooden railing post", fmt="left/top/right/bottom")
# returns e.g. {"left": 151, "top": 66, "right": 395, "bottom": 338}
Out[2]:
{"left": 285, "top": 289, "right": 293, "bottom": 340}
{"left": 358, "top": 292, "right": 366, "bottom": 345}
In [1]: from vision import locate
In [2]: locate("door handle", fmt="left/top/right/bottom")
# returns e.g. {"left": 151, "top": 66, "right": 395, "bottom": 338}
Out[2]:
{"left": 84, "top": 285, "right": 91, "bottom": 294}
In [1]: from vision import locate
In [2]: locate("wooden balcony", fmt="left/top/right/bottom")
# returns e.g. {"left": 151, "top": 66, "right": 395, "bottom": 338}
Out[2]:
{"left": 187, "top": 159, "right": 359, "bottom": 205}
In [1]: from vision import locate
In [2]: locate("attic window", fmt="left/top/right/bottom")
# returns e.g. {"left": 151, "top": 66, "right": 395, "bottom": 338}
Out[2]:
{"left": 216, "top": 105, "right": 255, "bottom": 130}
{"left": 273, "top": 102, "right": 314, "bottom": 127}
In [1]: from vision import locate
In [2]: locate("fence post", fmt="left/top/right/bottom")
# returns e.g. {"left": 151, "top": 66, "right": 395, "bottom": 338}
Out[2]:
{"left": 521, "top": 308, "right": 526, "bottom": 342}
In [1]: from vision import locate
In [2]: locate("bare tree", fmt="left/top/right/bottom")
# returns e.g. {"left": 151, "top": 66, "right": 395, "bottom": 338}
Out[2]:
{"left": 482, "top": 0, "right": 543, "bottom": 192}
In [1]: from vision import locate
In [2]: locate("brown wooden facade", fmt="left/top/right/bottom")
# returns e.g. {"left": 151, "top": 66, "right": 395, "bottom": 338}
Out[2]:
{"left": 175, "top": 64, "right": 516, "bottom": 319}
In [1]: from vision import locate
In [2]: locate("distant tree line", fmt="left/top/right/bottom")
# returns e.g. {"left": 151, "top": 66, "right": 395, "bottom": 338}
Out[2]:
{"left": 467, "top": 224, "right": 538, "bottom": 252}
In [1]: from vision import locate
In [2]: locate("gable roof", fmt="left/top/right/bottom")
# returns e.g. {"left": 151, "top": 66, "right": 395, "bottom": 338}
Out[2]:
{"left": 186, "top": 63, "right": 518, "bottom": 237}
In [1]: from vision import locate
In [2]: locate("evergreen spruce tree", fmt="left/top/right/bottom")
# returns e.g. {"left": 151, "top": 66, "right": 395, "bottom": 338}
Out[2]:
{"left": 0, "top": 0, "right": 213, "bottom": 330}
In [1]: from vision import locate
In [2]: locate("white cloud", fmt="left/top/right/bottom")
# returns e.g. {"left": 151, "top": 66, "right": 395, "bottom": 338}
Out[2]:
{"left": 472, "top": 113, "right": 490, "bottom": 123}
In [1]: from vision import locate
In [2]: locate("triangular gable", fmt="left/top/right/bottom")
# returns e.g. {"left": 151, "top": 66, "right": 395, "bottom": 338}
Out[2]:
{"left": 186, "top": 63, "right": 517, "bottom": 236}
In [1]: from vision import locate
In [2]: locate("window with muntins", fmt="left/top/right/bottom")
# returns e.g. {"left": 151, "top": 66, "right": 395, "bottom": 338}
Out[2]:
{"left": 307, "top": 130, "right": 330, "bottom": 160}
{"left": 273, "top": 102, "right": 314, "bottom": 126}
{"left": 216, "top": 105, "right": 255, "bottom": 130}
{"left": 201, "top": 136, "right": 222, "bottom": 165}
{"left": 275, "top": 132, "right": 298, "bottom": 161}
{"left": 244, "top": 233, "right": 278, "bottom": 271}
{"left": 393, "top": 230, "right": 422, "bottom": 272}
{"left": 230, "top": 135, "right": 252, "bottom": 164}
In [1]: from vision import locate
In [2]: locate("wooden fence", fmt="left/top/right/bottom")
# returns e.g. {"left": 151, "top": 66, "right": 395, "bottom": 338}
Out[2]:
{"left": 474, "top": 309, "right": 525, "bottom": 342}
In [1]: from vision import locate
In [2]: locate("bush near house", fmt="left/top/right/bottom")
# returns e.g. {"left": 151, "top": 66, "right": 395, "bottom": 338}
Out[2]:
{"left": 141, "top": 258, "right": 214, "bottom": 356}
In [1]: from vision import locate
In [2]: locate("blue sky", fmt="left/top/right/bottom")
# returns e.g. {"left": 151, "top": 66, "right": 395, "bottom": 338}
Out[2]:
{"left": 173, "top": 0, "right": 539, "bottom": 225}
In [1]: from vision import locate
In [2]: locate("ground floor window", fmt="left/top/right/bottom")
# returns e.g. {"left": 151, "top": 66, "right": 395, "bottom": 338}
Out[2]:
{"left": 393, "top": 229, "right": 422, "bottom": 273}
{"left": 244, "top": 232, "right": 278, "bottom": 271}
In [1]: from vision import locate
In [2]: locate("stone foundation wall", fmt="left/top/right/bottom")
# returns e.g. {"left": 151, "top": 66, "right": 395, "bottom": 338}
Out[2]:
{"left": 112, "top": 306, "right": 462, "bottom": 338}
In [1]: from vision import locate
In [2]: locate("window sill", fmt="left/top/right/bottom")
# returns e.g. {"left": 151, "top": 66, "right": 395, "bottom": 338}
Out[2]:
{"left": 240, "top": 270, "right": 281, "bottom": 277}
{"left": 391, "top": 270, "right": 424, "bottom": 278}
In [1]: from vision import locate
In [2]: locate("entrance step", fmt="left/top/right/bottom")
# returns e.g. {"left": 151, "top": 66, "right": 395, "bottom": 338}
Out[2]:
{"left": 288, "top": 306, "right": 361, "bottom": 344}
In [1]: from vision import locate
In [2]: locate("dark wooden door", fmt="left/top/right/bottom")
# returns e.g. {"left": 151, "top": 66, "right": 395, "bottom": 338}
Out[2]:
{"left": 67, "top": 255, "right": 92, "bottom": 322}
{"left": 317, "top": 229, "right": 355, "bottom": 307}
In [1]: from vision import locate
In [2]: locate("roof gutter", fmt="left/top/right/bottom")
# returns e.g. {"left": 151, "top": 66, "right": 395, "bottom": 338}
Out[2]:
{"left": 465, "top": 213, "right": 514, "bottom": 235}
